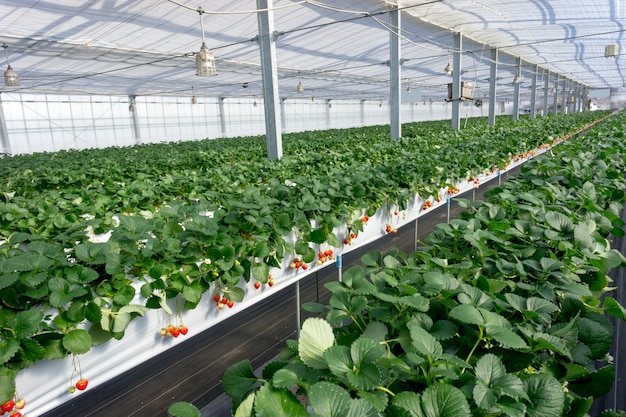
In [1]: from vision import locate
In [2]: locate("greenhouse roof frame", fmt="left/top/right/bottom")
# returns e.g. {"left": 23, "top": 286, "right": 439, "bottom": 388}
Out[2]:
{"left": 0, "top": 0, "right": 624, "bottom": 102}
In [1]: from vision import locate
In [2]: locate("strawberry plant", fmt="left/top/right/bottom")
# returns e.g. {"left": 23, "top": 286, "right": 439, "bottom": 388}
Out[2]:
{"left": 0, "top": 110, "right": 615, "bottom": 405}
{"left": 216, "top": 112, "right": 626, "bottom": 416}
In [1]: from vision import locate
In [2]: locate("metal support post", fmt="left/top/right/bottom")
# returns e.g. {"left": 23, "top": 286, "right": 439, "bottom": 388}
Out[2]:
{"left": 0, "top": 93, "right": 11, "bottom": 154}
{"left": 488, "top": 48, "right": 498, "bottom": 126}
{"left": 129, "top": 95, "right": 141, "bottom": 145}
{"left": 512, "top": 57, "right": 521, "bottom": 121}
{"left": 451, "top": 32, "right": 462, "bottom": 131}
{"left": 542, "top": 70, "right": 550, "bottom": 116}
{"left": 530, "top": 64, "right": 538, "bottom": 119}
{"left": 389, "top": 6, "right": 401, "bottom": 141}
{"left": 257, "top": 0, "right": 283, "bottom": 160}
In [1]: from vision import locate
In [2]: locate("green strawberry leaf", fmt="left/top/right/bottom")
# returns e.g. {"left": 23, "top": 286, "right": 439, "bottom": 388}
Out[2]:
{"left": 62, "top": 329, "right": 92, "bottom": 354}
{"left": 392, "top": 391, "right": 424, "bottom": 417}
{"left": 234, "top": 392, "right": 256, "bottom": 417}
{"left": 254, "top": 383, "right": 308, "bottom": 417}
{"left": 167, "top": 402, "right": 201, "bottom": 417}
{"left": 222, "top": 359, "right": 259, "bottom": 407}
{"left": 308, "top": 381, "right": 351, "bottom": 417}
{"left": 0, "top": 367, "right": 16, "bottom": 405}
{"left": 523, "top": 374, "right": 564, "bottom": 417}
{"left": 421, "top": 384, "right": 471, "bottom": 417}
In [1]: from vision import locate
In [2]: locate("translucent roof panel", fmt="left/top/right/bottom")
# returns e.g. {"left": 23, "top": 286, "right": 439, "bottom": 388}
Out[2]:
{"left": 0, "top": 0, "right": 623, "bottom": 101}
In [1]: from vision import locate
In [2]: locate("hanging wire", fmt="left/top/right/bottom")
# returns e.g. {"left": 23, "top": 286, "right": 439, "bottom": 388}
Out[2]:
{"left": 166, "top": 0, "right": 307, "bottom": 14}
{"left": 10, "top": 0, "right": 622, "bottom": 95}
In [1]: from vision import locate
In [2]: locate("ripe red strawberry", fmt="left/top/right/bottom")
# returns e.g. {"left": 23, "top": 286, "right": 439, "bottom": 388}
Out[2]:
{"left": 254, "top": 281, "right": 261, "bottom": 289}
{"left": 10, "top": 412, "right": 21, "bottom": 417}
{"left": 75, "top": 379, "right": 88, "bottom": 391}
{"left": 221, "top": 297, "right": 228, "bottom": 304}
{"left": 1, "top": 400, "right": 14, "bottom": 412}
{"left": 170, "top": 328, "right": 180, "bottom": 337}
{"left": 179, "top": 325, "right": 188, "bottom": 335}
{"left": 213, "top": 295, "right": 220, "bottom": 302}
{"left": 302, "top": 264, "right": 308, "bottom": 270}
{"left": 227, "top": 301, "right": 234, "bottom": 308}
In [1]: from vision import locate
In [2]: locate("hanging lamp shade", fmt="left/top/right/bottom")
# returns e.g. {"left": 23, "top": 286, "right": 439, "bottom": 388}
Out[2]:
{"left": 513, "top": 75, "right": 521, "bottom": 84}
{"left": 297, "top": 81, "right": 304, "bottom": 93}
{"left": 444, "top": 62, "right": 452, "bottom": 75}
{"left": 196, "top": 42, "right": 217, "bottom": 76}
{"left": 4, "top": 65, "right": 18, "bottom": 86}
{"left": 2, "top": 43, "right": 18, "bottom": 86}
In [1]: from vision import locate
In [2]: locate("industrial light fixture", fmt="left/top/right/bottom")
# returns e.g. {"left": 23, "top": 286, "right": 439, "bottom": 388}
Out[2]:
{"left": 191, "top": 86, "right": 197, "bottom": 104}
{"left": 605, "top": 44, "right": 619, "bottom": 58}
{"left": 196, "top": 7, "right": 217, "bottom": 76}
{"left": 444, "top": 50, "right": 452, "bottom": 75}
{"left": 129, "top": 103, "right": 135, "bottom": 112}
{"left": 253, "top": 97, "right": 258, "bottom": 107}
{"left": 295, "top": 71, "right": 305, "bottom": 93}
{"left": 2, "top": 43, "right": 19, "bottom": 86}
{"left": 513, "top": 68, "right": 521, "bottom": 84}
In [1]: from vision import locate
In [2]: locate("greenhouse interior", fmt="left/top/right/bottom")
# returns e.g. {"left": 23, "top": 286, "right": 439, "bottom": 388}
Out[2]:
{"left": 1, "top": 1, "right": 626, "bottom": 416}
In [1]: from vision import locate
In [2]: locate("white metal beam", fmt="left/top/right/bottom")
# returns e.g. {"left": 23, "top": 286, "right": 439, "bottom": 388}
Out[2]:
{"left": 488, "top": 48, "right": 497, "bottom": 126}
{"left": 257, "top": 0, "right": 283, "bottom": 160}
{"left": 542, "top": 70, "right": 550, "bottom": 116}
{"left": 512, "top": 57, "right": 521, "bottom": 121}
{"left": 0, "top": 94, "right": 11, "bottom": 154}
{"left": 451, "top": 32, "right": 462, "bottom": 131}
{"left": 389, "top": 6, "right": 401, "bottom": 141}
{"left": 530, "top": 64, "right": 538, "bottom": 119}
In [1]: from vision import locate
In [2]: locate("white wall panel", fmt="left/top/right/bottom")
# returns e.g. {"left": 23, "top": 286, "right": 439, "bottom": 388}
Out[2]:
{"left": 2, "top": 93, "right": 522, "bottom": 155}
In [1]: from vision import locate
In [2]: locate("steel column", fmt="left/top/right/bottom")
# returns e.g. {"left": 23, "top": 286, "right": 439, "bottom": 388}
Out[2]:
{"left": 257, "top": 0, "right": 283, "bottom": 160}
{"left": 389, "top": 6, "right": 401, "bottom": 140}
{"left": 488, "top": 48, "right": 498, "bottom": 126}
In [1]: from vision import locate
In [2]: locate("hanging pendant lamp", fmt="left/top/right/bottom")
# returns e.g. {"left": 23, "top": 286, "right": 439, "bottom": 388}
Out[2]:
{"left": 444, "top": 49, "right": 452, "bottom": 75}
{"left": 2, "top": 43, "right": 19, "bottom": 86}
{"left": 196, "top": 7, "right": 217, "bottom": 76}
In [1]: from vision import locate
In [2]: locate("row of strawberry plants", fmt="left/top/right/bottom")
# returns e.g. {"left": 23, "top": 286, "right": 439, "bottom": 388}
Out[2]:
{"left": 0, "top": 111, "right": 610, "bottom": 405}
{"left": 214, "top": 112, "right": 626, "bottom": 417}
